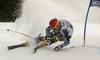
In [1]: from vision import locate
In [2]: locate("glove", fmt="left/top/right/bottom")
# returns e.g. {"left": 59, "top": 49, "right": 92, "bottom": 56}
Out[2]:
{"left": 35, "top": 36, "right": 42, "bottom": 43}
{"left": 35, "top": 34, "right": 42, "bottom": 43}
{"left": 54, "top": 45, "right": 62, "bottom": 51}
{"left": 45, "top": 40, "right": 51, "bottom": 45}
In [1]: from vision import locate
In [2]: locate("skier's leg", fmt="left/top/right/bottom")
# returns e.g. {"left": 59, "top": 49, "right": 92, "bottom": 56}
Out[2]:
{"left": 33, "top": 42, "right": 48, "bottom": 52}
{"left": 33, "top": 38, "right": 58, "bottom": 53}
{"left": 36, "top": 36, "right": 50, "bottom": 43}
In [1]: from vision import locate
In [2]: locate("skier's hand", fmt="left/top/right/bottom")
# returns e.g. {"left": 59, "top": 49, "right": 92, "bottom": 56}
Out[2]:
{"left": 54, "top": 45, "right": 62, "bottom": 51}
{"left": 45, "top": 40, "right": 51, "bottom": 45}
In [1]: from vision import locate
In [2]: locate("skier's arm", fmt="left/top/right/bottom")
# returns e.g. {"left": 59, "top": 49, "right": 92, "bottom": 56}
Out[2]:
{"left": 54, "top": 38, "right": 70, "bottom": 51}
{"left": 46, "top": 26, "right": 50, "bottom": 37}
{"left": 46, "top": 26, "right": 59, "bottom": 37}
{"left": 60, "top": 29, "right": 71, "bottom": 48}
{"left": 60, "top": 40, "right": 70, "bottom": 48}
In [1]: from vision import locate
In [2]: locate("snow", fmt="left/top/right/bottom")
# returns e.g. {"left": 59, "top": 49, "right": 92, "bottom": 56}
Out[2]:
{"left": 0, "top": 0, "right": 100, "bottom": 60}
{"left": 0, "top": 23, "right": 100, "bottom": 60}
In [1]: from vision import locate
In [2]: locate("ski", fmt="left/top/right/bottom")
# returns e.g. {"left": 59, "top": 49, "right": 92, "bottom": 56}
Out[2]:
{"left": 7, "top": 33, "right": 41, "bottom": 50}
{"left": 8, "top": 42, "right": 28, "bottom": 50}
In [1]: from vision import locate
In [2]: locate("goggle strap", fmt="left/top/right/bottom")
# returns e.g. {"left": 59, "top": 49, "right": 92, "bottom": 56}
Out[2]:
{"left": 54, "top": 19, "right": 59, "bottom": 28}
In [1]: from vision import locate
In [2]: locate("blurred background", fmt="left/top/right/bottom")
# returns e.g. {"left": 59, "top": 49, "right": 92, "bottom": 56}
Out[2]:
{"left": 0, "top": 0, "right": 99, "bottom": 23}
{"left": 0, "top": 0, "right": 23, "bottom": 22}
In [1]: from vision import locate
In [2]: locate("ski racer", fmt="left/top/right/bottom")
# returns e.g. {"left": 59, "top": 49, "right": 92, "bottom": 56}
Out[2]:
{"left": 34, "top": 18, "right": 74, "bottom": 53}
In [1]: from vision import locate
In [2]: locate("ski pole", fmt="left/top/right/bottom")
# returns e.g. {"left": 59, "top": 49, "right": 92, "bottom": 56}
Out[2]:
{"left": 7, "top": 29, "right": 36, "bottom": 39}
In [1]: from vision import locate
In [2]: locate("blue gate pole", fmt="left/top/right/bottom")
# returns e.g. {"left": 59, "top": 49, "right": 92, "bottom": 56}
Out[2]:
{"left": 83, "top": 0, "right": 92, "bottom": 46}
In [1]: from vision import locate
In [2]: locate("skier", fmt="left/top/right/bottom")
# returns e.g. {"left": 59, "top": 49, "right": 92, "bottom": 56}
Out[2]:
{"left": 33, "top": 18, "right": 74, "bottom": 53}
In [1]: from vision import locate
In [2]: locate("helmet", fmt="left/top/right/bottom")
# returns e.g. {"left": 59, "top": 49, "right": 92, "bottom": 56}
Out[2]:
{"left": 49, "top": 18, "right": 60, "bottom": 30}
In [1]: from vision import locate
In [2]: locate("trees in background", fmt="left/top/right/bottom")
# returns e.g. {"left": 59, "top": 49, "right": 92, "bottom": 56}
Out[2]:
{"left": 0, "top": 0, "right": 23, "bottom": 22}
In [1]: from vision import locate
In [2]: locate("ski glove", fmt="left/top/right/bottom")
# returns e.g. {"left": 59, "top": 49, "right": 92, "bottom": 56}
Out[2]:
{"left": 54, "top": 45, "right": 62, "bottom": 51}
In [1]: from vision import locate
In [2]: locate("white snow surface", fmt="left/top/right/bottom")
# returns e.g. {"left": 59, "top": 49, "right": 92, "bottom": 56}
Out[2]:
{"left": 0, "top": 0, "right": 100, "bottom": 60}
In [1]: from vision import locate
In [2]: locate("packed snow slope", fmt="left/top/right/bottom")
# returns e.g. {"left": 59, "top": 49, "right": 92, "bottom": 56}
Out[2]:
{"left": 0, "top": 23, "right": 100, "bottom": 60}
{"left": 0, "top": 0, "right": 100, "bottom": 60}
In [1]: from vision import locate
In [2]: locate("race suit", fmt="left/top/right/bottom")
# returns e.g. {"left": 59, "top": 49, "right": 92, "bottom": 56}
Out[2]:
{"left": 46, "top": 19, "right": 74, "bottom": 48}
